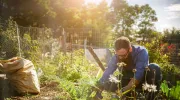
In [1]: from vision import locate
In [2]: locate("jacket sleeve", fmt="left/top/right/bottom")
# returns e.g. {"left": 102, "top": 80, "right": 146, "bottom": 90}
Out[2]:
{"left": 134, "top": 49, "right": 149, "bottom": 81}
{"left": 99, "top": 55, "right": 118, "bottom": 84}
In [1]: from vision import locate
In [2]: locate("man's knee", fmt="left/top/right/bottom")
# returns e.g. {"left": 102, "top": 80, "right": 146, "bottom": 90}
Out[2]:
{"left": 147, "top": 63, "right": 162, "bottom": 84}
{"left": 148, "top": 63, "right": 161, "bottom": 72}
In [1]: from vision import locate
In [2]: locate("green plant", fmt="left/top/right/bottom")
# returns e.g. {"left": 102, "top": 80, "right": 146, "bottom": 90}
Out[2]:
{"left": 140, "top": 40, "right": 168, "bottom": 63}
{"left": 21, "top": 33, "right": 41, "bottom": 63}
{"left": 161, "top": 80, "right": 180, "bottom": 100}
{"left": 37, "top": 49, "right": 100, "bottom": 99}
{"left": 0, "top": 18, "right": 18, "bottom": 59}
{"left": 140, "top": 39, "right": 180, "bottom": 84}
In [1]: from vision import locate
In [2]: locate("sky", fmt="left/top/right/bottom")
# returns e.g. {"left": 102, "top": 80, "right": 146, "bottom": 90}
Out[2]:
{"left": 127, "top": 0, "right": 180, "bottom": 32}
{"left": 85, "top": 0, "right": 180, "bottom": 32}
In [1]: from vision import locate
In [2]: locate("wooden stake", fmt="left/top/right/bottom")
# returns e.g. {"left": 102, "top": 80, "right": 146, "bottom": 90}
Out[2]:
{"left": 87, "top": 47, "right": 105, "bottom": 71}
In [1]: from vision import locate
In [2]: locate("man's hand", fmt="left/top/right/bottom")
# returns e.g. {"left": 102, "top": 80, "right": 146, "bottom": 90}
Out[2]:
{"left": 121, "top": 78, "right": 139, "bottom": 94}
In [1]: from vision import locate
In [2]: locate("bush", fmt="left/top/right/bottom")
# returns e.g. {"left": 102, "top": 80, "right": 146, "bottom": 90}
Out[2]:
{"left": 38, "top": 50, "right": 99, "bottom": 99}
{"left": 0, "top": 18, "right": 18, "bottom": 59}
{"left": 141, "top": 39, "right": 180, "bottom": 84}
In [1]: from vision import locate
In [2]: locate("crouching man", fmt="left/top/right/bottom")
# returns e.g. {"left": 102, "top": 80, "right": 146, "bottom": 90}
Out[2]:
{"left": 94, "top": 36, "right": 162, "bottom": 99}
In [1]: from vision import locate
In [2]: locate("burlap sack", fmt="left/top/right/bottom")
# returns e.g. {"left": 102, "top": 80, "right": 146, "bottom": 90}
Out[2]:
{"left": 0, "top": 58, "right": 40, "bottom": 94}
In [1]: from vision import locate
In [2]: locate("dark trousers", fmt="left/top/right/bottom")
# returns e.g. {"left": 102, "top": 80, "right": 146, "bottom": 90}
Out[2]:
{"left": 96, "top": 63, "right": 162, "bottom": 99}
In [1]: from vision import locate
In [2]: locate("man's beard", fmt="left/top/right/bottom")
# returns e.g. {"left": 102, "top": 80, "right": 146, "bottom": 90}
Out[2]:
{"left": 120, "top": 58, "right": 128, "bottom": 64}
{"left": 119, "top": 54, "right": 131, "bottom": 65}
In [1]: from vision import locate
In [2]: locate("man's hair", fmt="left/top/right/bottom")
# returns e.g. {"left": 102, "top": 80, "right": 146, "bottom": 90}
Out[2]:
{"left": 114, "top": 36, "right": 131, "bottom": 50}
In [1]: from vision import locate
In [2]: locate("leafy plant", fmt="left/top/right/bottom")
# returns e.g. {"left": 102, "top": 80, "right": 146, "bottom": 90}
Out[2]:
{"left": 37, "top": 49, "right": 100, "bottom": 99}
{"left": 21, "top": 33, "right": 41, "bottom": 63}
{"left": 0, "top": 18, "right": 18, "bottom": 59}
{"left": 161, "top": 80, "right": 180, "bottom": 100}
{"left": 140, "top": 39, "right": 180, "bottom": 84}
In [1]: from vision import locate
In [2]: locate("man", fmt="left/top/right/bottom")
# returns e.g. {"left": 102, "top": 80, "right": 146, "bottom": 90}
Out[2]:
{"left": 94, "top": 36, "right": 162, "bottom": 99}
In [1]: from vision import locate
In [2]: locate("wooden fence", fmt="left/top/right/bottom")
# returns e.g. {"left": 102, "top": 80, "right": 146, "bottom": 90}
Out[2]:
{"left": 169, "top": 43, "right": 180, "bottom": 66}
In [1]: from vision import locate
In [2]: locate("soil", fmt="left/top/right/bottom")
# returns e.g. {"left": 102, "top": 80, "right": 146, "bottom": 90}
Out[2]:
{"left": 6, "top": 82, "right": 68, "bottom": 100}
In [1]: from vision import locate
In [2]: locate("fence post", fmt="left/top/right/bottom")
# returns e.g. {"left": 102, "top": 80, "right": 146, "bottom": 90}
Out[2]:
{"left": 16, "top": 23, "right": 22, "bottom": 57}
{"left": 62, "top": 28, "right": 66, "bottom": 54}
{"left": 84, "top": 38, "right": 87, "bottom": 50}
{"left": 84, "top": 38, "right": 87, "bottom": 59}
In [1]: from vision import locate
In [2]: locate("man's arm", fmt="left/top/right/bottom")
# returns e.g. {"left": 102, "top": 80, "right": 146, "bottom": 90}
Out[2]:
{"left": 99, "top": 55, "right": 118, "bottom": 85}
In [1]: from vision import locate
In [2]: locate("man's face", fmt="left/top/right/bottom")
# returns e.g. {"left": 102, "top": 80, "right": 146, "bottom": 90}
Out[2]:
{"left": 116, "top": 48, "right": 129, "bottom": 61}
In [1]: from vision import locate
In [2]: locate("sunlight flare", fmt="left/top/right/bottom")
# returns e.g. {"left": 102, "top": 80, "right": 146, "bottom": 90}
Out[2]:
{"left": 85, "top": 0, "right": 103, "bottom": 5}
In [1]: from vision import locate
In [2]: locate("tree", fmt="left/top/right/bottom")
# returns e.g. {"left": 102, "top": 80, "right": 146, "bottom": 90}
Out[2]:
{"left": 136, "top": 4, "right": 158, "bottom": 41}
{"left": 163, "top": 28, "right": 180, "bottom": 43}
{"left": 0, "top": 0, "right": 85, "bottom": 27}
{"left": 72, "top": 0, "right": 113, "bottom": 47}
{"left": 111, "top": 0, "right": 158, "bottom": 42}
{"left": 110, "top": 0, "right": 140, "bottom": 38}
{"left": 1, "top": 0, "right": 113, "bottom": 47}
